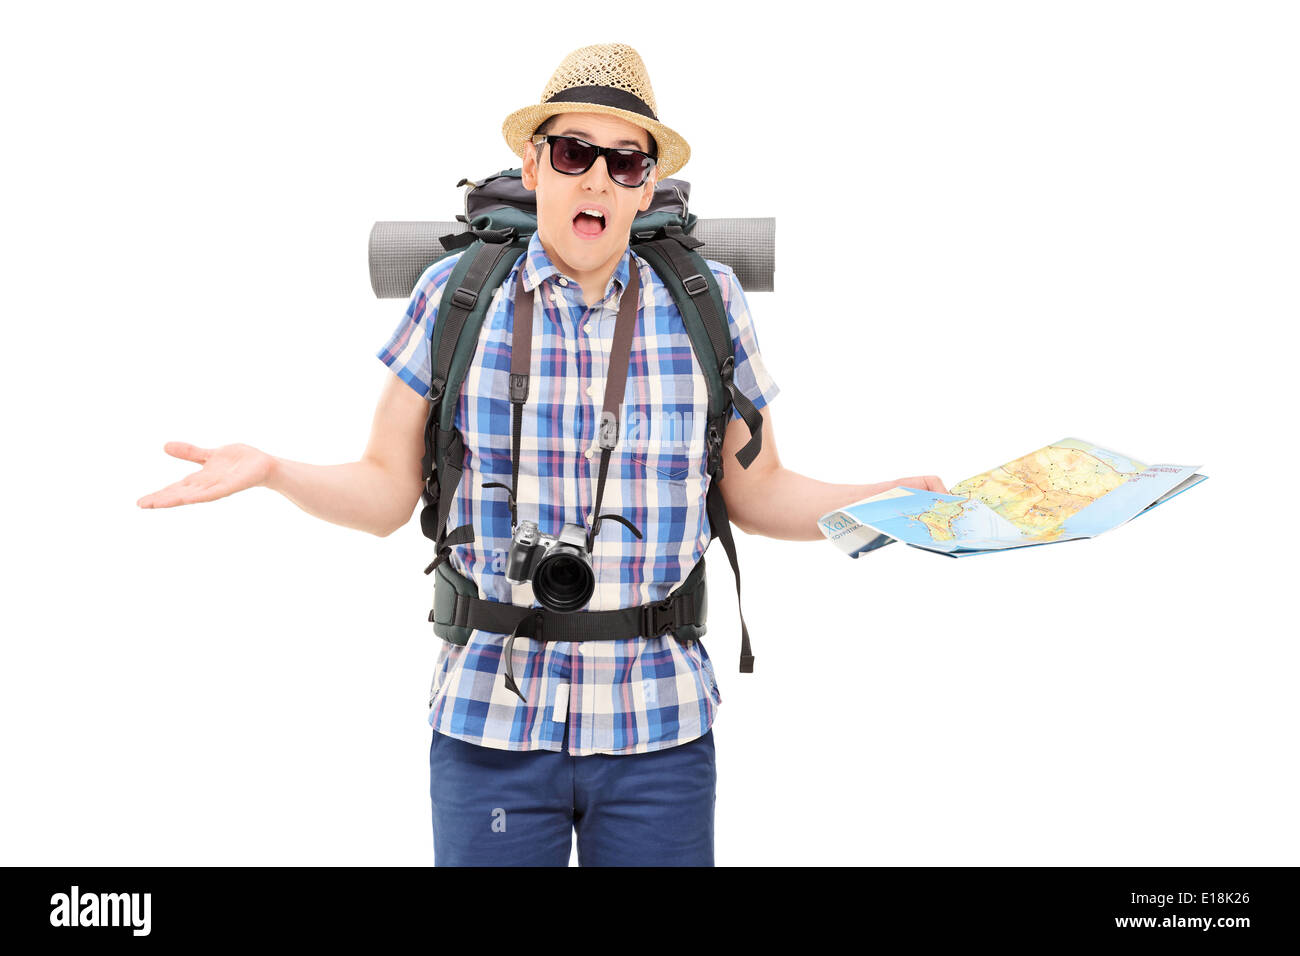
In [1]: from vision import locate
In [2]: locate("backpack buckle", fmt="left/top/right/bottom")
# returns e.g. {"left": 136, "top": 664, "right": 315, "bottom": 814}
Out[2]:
{"left": 682, "top": 273, "right": 709, "bottom": 297}
{"left": 641, "top": 595, "right": 677, "bottom": 638}
{"left": 706, "top": 420, "right": 724, "bottom": 479}
{"left": 451, "top": 287, "right": 479, "bottom": 311}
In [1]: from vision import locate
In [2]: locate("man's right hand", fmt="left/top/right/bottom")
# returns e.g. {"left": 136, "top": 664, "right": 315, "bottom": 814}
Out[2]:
{"left": 134, "top": 373, "right": 430, "bottom": 535}
{"left": 137, "top": 442, "right": 275, "bottom": 509}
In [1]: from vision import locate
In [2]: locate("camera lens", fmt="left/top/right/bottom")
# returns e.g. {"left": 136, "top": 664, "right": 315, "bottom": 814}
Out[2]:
{"left": 533, "top": 548, "right": 595, "bottom": 612}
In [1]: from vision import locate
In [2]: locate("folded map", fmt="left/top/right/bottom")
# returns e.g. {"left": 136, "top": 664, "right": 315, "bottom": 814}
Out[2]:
{"left": 817, "top": 437, "right": 1208, "bottom": 559}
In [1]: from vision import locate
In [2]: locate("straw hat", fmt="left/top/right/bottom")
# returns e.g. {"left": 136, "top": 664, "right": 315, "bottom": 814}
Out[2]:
{"left": 502, "top": 43, "right": 690, "bottom": 180}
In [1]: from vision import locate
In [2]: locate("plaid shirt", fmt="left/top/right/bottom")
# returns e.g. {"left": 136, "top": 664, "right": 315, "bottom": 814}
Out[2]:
{"left": 377, "top": 230, "right": 779, "bottom": 756}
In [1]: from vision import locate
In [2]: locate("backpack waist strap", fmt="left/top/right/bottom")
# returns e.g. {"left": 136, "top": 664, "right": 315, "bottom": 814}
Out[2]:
{"left": 429, "top": 555, "right": 708, "bottom": 647}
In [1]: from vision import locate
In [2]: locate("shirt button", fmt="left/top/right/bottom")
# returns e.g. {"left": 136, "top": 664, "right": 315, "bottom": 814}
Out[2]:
{"left": 584, "top": 322, "right": 593, "bottom": 334}
{"left": 584, "top": 448, "right": 594, "bottom": 459}
{"left": 557, "top": 277, "right": 568, "bottom": 286}
{"left": 586, "top": 384, "right": 597, "bottom": 397}
{"left": 586, "top": 512, "right": 593, "bottom": 522}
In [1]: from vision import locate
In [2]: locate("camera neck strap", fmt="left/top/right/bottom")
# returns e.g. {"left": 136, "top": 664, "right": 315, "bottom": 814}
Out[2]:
{"left": 488, "top": 260, "right": 645, "bottom": 555}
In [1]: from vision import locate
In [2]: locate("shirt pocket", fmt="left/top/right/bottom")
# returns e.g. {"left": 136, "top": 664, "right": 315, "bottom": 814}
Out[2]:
{"left": 598, "top": 428, "right": 698, "bottom": 554}
{"left": 620, "top": 361, "right": 707, "bottom": 483}
{"left": 626, "top": 436, "right": 693, "bottom": 482}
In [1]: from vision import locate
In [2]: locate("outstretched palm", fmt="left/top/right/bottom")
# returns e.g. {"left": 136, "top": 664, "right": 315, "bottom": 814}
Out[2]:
{"left": 137, "top": 442, "right": 273, "bottom": 509}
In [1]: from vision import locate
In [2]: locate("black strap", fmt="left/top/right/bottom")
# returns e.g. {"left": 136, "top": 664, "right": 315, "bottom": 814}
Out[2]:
{"left": 720, "top": 355, "right": 765, "bottom": 469}
{"left": 643, "top": 230, "right": 763, "bottom": 467}
{"left": 497, "top": 264, "right": 644, "bottom": 554}
{"left": 423, "top": 428, "right": 474, "bottom": 576}
{"left": 420, "top": 240, "right": 519, "bottom": 568}
{"left": 502, "top": 611, "right": 543, "bottom": 701}
{"left": 498, "top": 259, "right": 645, "bottom": 553}
{"left": 422, "top": 523, "right": 474, "bottom": 576}
{"left": 705, "top": 478, "right": 753, "bottom": 673}
{"left": 652, "top": 228, "right": 730, "bottom": 370}
{"left": 439, "top": 226, "right": 517, "bottom": 252}
{"left": 653, "top": 221, "right": 761, "bottom": 674}
{"left": 587, "top": 234, "right": 762, "bottom": 676}
{"left": 504, "top": 268, "right": 535, "bottom": 531}
{"left": 587, "top": 264, "right": 642, "bottom": 552}
{"left": 446, "top": 586, "right": 702, "bottom": 643}
{"left": 438, "top": 231, "right": 477, "bottom": 252}
{"left": 426, "top": 241, "right": 517, "bottom": 452}
{"left": 486, "top": 580, "right": 704, "bottom": 704}
{"left": 432, "top": 241, "right": 518, "bottom": 409}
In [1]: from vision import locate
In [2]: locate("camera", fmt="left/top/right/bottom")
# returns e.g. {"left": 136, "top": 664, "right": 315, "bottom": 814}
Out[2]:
{"left": 505, "top": 519, "right": 595, "bottom": 612}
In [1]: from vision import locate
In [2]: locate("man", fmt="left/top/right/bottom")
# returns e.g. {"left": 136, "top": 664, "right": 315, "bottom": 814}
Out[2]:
{"left": 137, "top": 42, "right": 949, "bottom": 866}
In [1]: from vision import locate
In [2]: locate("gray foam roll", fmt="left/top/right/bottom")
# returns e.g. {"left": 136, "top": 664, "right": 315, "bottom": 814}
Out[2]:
{"left": 368, "top": 217, "right": 775, "bottom": 299}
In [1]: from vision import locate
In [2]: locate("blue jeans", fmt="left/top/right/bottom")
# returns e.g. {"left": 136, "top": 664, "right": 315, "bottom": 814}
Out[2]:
{"left": 429, "top": 725, "right": 717, "bottom": 866}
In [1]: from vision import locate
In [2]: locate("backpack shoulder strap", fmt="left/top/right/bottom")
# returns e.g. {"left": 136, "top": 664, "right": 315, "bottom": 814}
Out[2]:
{"left": 419, "top": 235, "right": 527, "bottom": 577}
{"left": 430, "top": 234, "right": 525, "bottom": 427}
{"left": 633, "top": 224, "right": 764, "bottom": 674}
{"left": 633, "top": 225, "right": 764, "bottom": 468}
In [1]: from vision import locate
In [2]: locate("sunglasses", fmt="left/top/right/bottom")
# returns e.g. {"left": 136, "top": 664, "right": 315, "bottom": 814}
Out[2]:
{"left": 530, "top": 134, "right": 657, "bottom": 188}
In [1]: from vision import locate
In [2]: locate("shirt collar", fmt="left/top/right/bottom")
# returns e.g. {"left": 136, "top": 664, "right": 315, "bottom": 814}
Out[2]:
{"left": 520, "top": 230, "right": 634, "bottom": 308}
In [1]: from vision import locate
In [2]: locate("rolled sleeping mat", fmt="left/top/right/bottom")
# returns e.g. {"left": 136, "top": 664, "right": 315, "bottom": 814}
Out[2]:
{"left": 368, "top": 216, "right": 775, "bottom": 299}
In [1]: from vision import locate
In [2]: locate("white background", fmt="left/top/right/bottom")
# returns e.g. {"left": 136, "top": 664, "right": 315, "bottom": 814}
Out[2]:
{"left": 3, "top": 0, "right": 1295, "bottom": 866}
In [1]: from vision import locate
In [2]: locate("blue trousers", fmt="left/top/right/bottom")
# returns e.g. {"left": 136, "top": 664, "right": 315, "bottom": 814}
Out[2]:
{"left": 429, "top": 725, "right": 716, "bottom": 866}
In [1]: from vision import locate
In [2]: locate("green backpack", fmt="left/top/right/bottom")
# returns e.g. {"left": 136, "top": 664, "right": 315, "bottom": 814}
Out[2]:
{"left": 419, "top": 168, "right": 765, "bottom": 676}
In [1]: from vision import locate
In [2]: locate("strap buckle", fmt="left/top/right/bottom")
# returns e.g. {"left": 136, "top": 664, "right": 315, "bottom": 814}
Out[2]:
{"left": 598, "top": 410, "right": 619, "bottom": 451}
{"left": 450, "top": 287, "right": 479, "bottom": 311}
{"left": 706, "top": 419, "right": 725, "bottom": 480}
{"left": 682, "top": 273, "right": 709, "bottom": 297}
{"left": 640, "top": 595, "right": 677, "bottom": 638}
{"left": 509, "top": 373, "right": 529, "bottom": 403}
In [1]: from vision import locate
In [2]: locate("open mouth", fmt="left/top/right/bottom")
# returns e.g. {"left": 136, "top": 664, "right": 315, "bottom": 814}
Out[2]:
{"left": 572, "top": 208, "right": 607, "bottom": 239}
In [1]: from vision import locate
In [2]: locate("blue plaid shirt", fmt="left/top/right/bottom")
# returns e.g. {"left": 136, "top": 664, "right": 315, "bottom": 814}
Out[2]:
{"left": 377, "top": 230, "right": 779, "bottom": 755}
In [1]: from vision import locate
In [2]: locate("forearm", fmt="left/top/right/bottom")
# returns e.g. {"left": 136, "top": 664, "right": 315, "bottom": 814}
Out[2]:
{"left": 729, "top": 466, "right": 887, "bottom": 541}
{"left": 264, "top": 456, "right": 412, "bottom": 537}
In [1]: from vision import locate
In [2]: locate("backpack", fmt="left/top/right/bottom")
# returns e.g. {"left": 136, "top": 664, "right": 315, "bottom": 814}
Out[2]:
{"left": 418, "top": 169, "right": 765, "bottom": 676}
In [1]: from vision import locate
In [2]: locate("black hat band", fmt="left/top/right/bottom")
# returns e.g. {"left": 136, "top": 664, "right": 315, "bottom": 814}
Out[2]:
{"left": 544, "top": 85, "right": 657, "bottom": 122}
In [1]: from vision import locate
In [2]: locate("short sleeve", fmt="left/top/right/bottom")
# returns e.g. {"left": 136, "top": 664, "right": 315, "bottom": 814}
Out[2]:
{"left": 708, "top": 261, "right": 781, "bottom": 421}
{"left": 375, "top": 251, "right": 466, "bottom": 398}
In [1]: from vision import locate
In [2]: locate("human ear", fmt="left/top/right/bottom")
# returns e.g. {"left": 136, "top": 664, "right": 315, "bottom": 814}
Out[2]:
{"left": 638, "top": 171, "right": 656, "bottom": 211}
{"left": 522, "top": 143, "right": 538, "bottom": 191}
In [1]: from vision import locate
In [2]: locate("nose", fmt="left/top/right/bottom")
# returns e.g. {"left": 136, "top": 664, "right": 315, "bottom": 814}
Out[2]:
{"left": 577, "top": 153, "right": 611, "bottom": 191}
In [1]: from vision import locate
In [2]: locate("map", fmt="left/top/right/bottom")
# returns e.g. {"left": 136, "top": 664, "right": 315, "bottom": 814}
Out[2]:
{"left": 817, "top": 437, "right": 1207, "bottom": 559}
